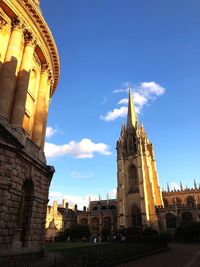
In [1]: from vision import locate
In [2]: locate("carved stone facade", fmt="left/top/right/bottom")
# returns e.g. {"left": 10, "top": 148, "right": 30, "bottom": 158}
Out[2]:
{"left": 157, "top": 187, "right": 200, "bottom": 231}
{"left": 0, "top": 0, "right": 59, "bottom": 254}
{"left": 77, "top": 199, "right": 117, "bottom": 236}
{"left": 46, "top": 200, "right": 77, "bottom": 241}
{"left": 116, "top": 89, "right": 163, "bottom": 231}
{"left": 46, "top": 199, "right": 117, "bottom": 238}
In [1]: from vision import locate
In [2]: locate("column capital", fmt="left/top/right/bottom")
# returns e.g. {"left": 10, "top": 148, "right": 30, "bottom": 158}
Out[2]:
{"left": 23, "top": 29, "right": 37, "bottom": 47}
{"left": 11, "top": 17, "right": 25, "bottom": 32}
{"left": 41, "top": 62, "right": 49, "bottom": 73}
{"left": 0, "top": 12, "right": 7, "bottom": 29}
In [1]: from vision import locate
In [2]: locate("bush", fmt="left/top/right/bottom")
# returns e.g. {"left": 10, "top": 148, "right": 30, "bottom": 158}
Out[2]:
{"left": 142, "top": 227, "right": 158, "bottom": 237}
{"left": 118, "top": 227, "right": 141, "bottom": 241}
{"left": 70, "top": 224, "right": 91, "bottom": 241}
{"left": 57, "top": 224, "right": 91, "bottom": 242}
{"left": 175, "top": 222, "right": 200, "bottom": 242}
{"left": 159, "top": 231, "right": 174, "bottom": 243}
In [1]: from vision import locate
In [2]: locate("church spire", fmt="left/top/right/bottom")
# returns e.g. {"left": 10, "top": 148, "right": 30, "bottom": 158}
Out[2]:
{"left": 126, "top": 87, "right": 137, "bottom": 129}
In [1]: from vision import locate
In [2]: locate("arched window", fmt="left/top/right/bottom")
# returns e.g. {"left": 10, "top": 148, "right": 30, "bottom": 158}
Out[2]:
{"left": 109, "top": 205, "right": 116, "bottom": 210}
{"left": 131, "top": 206, "right": 142, "bottom": 227}
{"left": 129, "top": 138, "right": 133, "bottom": 151}
{"left": 23, "top": 69, "right": 37, "bottom": 134}
{"left": 181, "top": 212, "right": 193, "bottom": 225}
{"left": 102, "top": 217, "right": 111, "bottom": 232}
{"left": 173, "top": 197, "right": 182, "bottom": 206}
{"left": 186, "top": 196, "right": 195, "bottom": 206}
{"left": 18, "top": 179, "right": 34, "bottom": 247}
{"left": 92, "top": 217, "right": 99, "bottom": 230}
{"left": 163, "top": 198, "right": 168, "bottom": 207}
{"left": 166, "top": 213, "right": 176, "bottom": 229}
{"left": 129, "top": 165, "right": 139, "bottom": 193}
{"left": 80, "top": 218, "right": 88, "bottom": 225}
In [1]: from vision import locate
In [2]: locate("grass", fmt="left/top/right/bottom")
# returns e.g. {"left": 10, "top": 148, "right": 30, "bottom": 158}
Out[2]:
{"left": 46, "top": 239, "right": 168, "bottom": 265}
{"left": 46, "top": 241, "right": 107, "bottom": 252}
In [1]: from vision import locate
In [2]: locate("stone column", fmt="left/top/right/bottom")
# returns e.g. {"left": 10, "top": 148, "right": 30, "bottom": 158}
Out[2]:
{"left": 32, "top": 63, "right": 49, "bottom": 147}
{"left": 0, "top": 17, "right": 24, "bottom": 120}
{"left": 0, "top": 14, "right": 8, "bottom": 64}
{"left": 40, "top": 72, "right": 52, "bottom": 149}
{"left": 10, "top": 31, "right": 36, "bottom": 126}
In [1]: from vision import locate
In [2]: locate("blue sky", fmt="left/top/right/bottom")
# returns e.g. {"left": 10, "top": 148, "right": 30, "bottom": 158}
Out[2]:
{"left": 40, "top": 0, "right": 200, "bottom": 208}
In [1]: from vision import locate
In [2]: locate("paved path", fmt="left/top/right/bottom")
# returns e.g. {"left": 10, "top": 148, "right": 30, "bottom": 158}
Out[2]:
{"left": 117, "top": 244, "right": 200, "bottom": 267}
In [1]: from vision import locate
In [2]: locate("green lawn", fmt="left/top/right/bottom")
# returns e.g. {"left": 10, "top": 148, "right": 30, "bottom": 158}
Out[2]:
{"left": 46, "top": 240, "right": 168, "bottom": 265}
{"left": 46, "top": 241, "right": 108, "bottom": 252}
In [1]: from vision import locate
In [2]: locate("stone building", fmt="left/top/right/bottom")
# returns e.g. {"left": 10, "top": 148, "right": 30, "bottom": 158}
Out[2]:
{"left": 46, "top": 200, "right": 77, "bottom": 241}
{"left": 45, "top": 199, "right": 117, "bottom": 239}
{"left": 157, "top": 185, "right": 200, "bottom": 231}
{"left": 77, "top": 199, "right": 117, "bottom": 236}
{"left": 116, "top": 89, "right": 163, "bottom": 231}
{"left": 0, "top": 0, "right": 59, "bottom": 254}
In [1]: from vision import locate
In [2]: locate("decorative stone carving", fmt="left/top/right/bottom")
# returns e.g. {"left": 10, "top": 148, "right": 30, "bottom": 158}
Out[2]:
{"left": 11, "top": 17, "right": 24, "bottom": 32}
{"left": 0, "top": 12, "right": 7, "bottom": 29}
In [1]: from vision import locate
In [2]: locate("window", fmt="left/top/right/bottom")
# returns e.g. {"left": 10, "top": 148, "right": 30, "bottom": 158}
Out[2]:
{"left": 181, "top": 212, "right": 193, "bottom": 225}
{"left": 109, "top": 205, "right": 116, "bottom": 210}
{"left": 173, "top": 197, "right": 182, "bottom": 206}
{"left": 80, "top": 218, "right": 88, "bottom": 225}
{"left": 166, "top": 213, "right": 176, "bottom": 229}
{"left": 19, "top": 179, "right": 34, "bottom": 247}
{"left": 163, "top": 198, "right": 168, "bottom": 207}
{"left": 92, "top": 217, "right": 99, "bottom": 230}
{"left": 129, "top": 165, "right": 139, "bottom": 192}
{"left": 132, "top": 206, "right": 142, "bottom": 227}
{"left": 102, "top": 217, "right": 111, "bottom": 232}
{"left": 186, "top": 196, "right": 195, "bottom": 206}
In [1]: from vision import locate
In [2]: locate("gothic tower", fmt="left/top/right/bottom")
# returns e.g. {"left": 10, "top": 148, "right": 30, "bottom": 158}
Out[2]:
{"left": 116, "top": 89, "right": 163, "bottom": 231}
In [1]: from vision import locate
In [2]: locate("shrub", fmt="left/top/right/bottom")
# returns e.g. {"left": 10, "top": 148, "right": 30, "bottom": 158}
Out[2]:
{"left": 175, "top": 222, "right": 200, "bottom": 242}
{"left": 142, "top": 227, "right": 158, "bottom": 237}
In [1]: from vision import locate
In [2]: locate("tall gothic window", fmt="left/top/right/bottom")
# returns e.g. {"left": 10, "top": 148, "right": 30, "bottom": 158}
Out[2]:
{"left": 129, "top": 165, "right": 139, "bottom": 193}
{"left": 92, "top": 217, "right": 99, "bottom": 230}
{"left": 80, "top": 218, "right": 88, "bottom": 225}
{"left": 102, "top": 217, "right": 111, "bottom": 233}
{"left": 166, "top": 213, "right": 176, "bottom": 229}
{"left": 132, "top": 206, "right": 142, "bottom": 227}
{"left": 173, "top": 197, "right": 182, "bottom": 206}
{"left": 19, "top": 179, "right": 34, "bottom": 247}
{"left": 181, "top": 212, "right": 193, "bottom": 225}
{"left": 163, "top": 198, "right": 168, "bottom": 207}
{"left": 186, "top": 196, "right": 195, "bottom": 206}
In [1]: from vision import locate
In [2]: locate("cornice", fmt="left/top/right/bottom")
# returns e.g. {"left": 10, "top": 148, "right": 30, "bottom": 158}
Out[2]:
{"left": 19, "top": 0, "right": 60, "bottom": 96}
{"left": 2, "top": 0, "right": 60, "bottom": 96}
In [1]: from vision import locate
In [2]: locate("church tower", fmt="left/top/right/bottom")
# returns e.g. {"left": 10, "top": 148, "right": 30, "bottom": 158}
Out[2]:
{"left": 116, "top": 89, "right": 163, "bottom": 231}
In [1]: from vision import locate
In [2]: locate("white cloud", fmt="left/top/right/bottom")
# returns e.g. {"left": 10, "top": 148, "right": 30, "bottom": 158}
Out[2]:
{"left": 49, "top": 192, "right": 99, "bottom": 210}
{"left": 49, "top": 191, "right": 63, "bottom": 198}
{"left": 70, "top": 171, "right": 93, "bottom": 179}
{"left": 118, "top": 98, "right": 128, "bottom": 105}
{"left": 141, "top": 81, "right": 165, "bottom": 96}
{"left": 44, "top": 138, "right": 111, "bottom": 159}
{"left": 101, "top": 81, "right": 166, "bottom": 122}
{"left": 100, "top": 106, "right": 128, "bottom": 122}
{"left": 108, "top": 188, "right": 117, "bottom": 199}
{"left": 46, "top": 126, "right": 59, "bottom": 139}
{"left": 169, "top": 182, "right": 180, "bottom": 190}
{"left": 112, "top": 88, "right": 128, "bottom": 93}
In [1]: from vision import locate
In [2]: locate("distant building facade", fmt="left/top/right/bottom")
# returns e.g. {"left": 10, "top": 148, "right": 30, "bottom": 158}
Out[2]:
{"left": 77, "top": 199, "right": 117, "bottom": 236}
{"left": 0, "top": 0, "right": 59, "bottom": 254}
